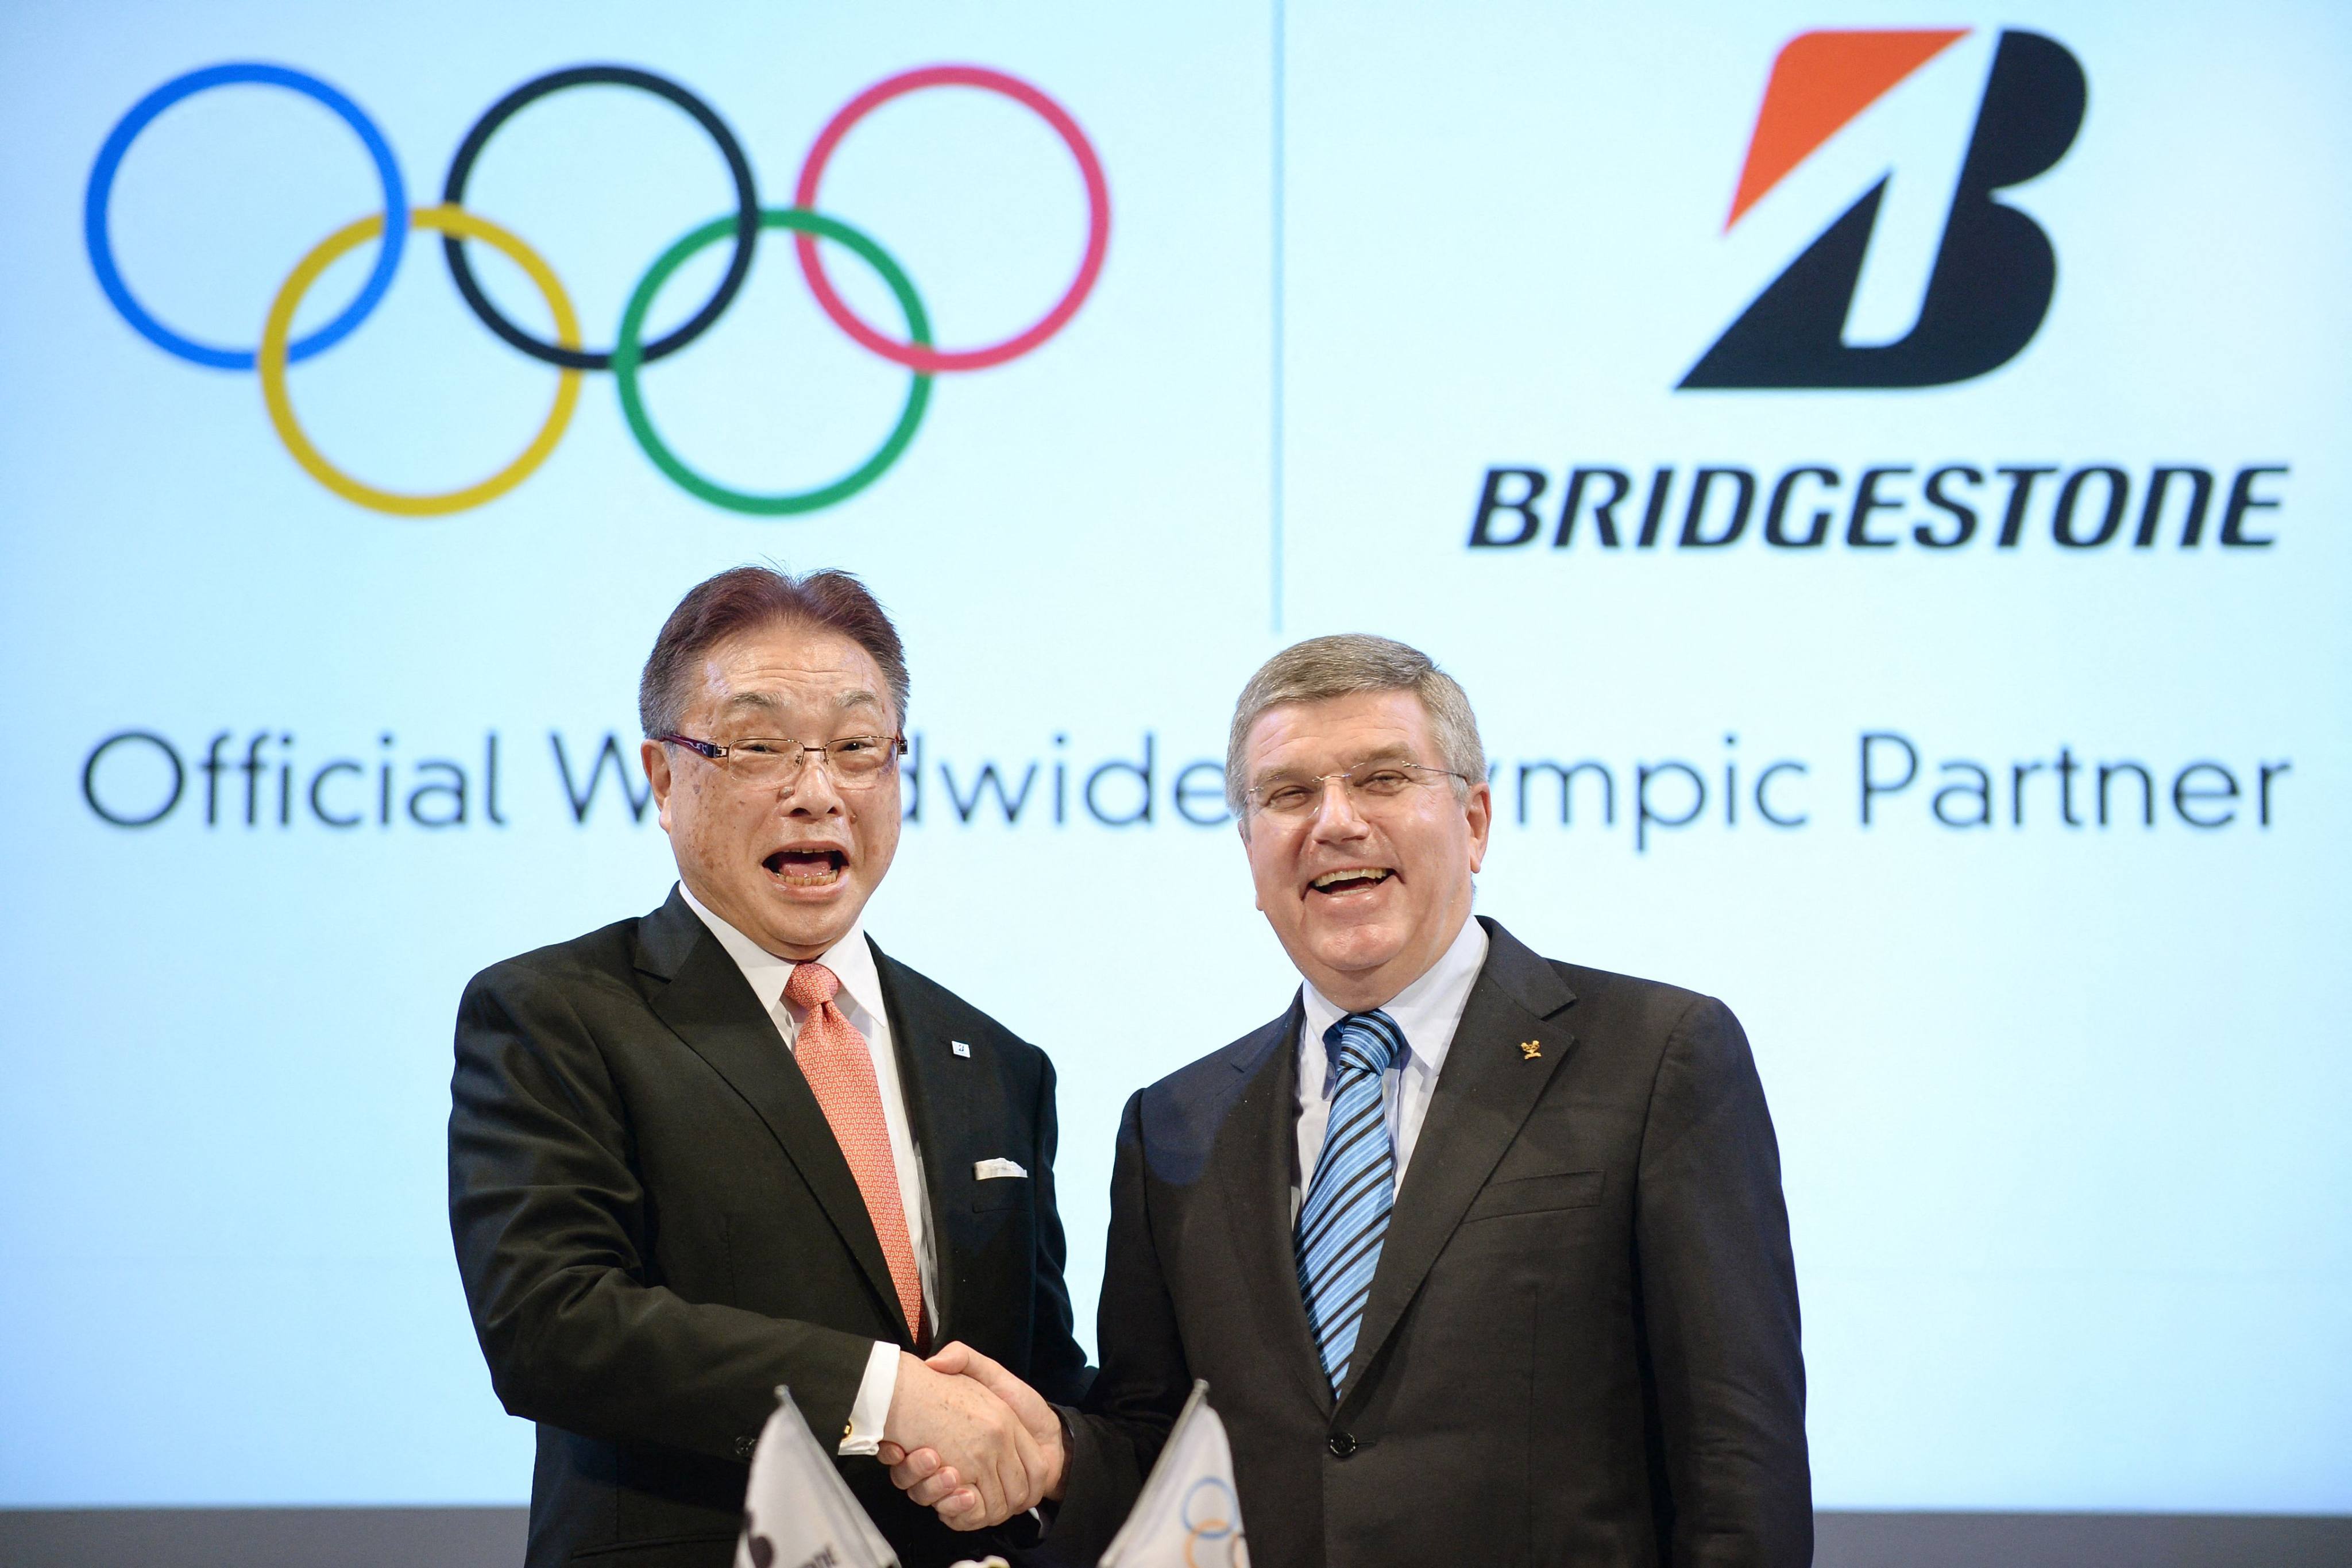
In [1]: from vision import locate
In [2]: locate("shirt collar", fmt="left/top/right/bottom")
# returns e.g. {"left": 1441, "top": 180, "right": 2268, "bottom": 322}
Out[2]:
{"left": 1299, "top": 912, "right": 1490, "bottom": 1088}
{"left": 675, "top": 881, "right": 880, "bottom": 1021}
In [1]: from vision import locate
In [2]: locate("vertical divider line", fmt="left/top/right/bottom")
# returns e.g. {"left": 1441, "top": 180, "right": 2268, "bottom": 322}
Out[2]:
{"left": 1270, "top": 0, "right": 1287, "bottom": 635}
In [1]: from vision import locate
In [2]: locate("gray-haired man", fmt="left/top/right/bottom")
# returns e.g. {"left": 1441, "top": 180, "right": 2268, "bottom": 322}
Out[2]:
{"left": 893, "top": 632, "right": 1811, "bottom": 1565}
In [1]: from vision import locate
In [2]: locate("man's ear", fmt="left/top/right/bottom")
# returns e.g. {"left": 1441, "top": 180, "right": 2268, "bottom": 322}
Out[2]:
{"left": 1234, "top": 818, "right": 1270, "bottom": 910}
{"left": 641, "top": 740, "right": 675, "bottom": 833}
{"left": 1464, "top": 778, "right": 1494, "bottom": 874}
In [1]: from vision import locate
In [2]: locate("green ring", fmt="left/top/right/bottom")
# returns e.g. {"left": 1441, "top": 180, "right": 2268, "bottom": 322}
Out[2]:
{"left": 614, "top": 207, "right": 933, "bottom": 515}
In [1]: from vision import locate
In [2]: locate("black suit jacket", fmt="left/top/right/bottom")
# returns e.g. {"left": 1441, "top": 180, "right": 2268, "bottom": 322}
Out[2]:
{"left": 449, "top": 890, "right": 1090, "bottom": 1568}
{"left": 1053, "top": 918, "right": 1809, "bottom": 1567}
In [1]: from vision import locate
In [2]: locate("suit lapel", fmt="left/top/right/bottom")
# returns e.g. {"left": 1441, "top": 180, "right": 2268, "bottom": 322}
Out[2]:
{"left": 1216, "top": 997, "right": 1336, "bottom": 1416}
{"left": 1338, "top": 919, "right": 1578, "bottom": 1411}
{"left": 869, "top": 940, "right": 966, "bottom": 1346}
{"left": 633, "top": 891, "right": 911, "bottom": 1343}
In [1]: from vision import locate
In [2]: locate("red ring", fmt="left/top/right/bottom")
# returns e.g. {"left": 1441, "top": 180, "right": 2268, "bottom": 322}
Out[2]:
{"left": 792, "top": 65, "right": 1110, "bottom": 373}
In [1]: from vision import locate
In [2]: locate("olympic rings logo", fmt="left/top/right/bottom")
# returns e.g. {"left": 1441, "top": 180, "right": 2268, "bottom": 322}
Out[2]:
{"left": 85, "top": 61, "right": 1110, "bottom": 517}
{"left": 1180, "top": 1477, "right": 1246, "bottom": 1568}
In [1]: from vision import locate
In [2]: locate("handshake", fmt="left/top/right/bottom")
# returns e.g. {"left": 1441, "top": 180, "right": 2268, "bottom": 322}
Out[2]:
{"left": 878, "top": 1342, "right": 1065, "bottom": 1531}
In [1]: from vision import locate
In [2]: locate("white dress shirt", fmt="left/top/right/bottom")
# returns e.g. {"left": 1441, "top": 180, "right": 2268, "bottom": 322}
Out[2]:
{"left": 1293, "top": 914, "right": 1490, "bottom": 1221}
{"left": 678, "top": 883, "right": 930, "bottom": 1456}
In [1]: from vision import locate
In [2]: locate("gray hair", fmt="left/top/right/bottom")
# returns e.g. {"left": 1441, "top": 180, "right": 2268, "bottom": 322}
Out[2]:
{"left": 1225, "top": 634, "right": 1486, "bottom": 815}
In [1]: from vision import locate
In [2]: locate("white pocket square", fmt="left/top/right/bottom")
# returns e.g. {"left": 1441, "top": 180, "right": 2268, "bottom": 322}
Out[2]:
{"left": 973, "top": 1158, "right": 1028, "bottom": 1181}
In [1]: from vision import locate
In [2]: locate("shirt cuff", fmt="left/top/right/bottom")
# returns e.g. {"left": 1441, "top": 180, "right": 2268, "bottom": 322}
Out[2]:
{"left": 838, "top": 1340, "right": 901, "bottom": 1457}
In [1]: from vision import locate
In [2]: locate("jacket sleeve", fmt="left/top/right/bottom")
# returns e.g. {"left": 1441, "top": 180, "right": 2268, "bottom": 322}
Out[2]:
{"left": 1023, "top": 1050, "right": 1095, "bottom": 1407}
{"left": 1633, "top": 995, "right": 1813, "bottom": 1567}
{"left": 1037, "top": 1088, "right": 1184, "bottom": 1564}
{"left": 448, "top": 962, "right": 874, "bottom": 1460}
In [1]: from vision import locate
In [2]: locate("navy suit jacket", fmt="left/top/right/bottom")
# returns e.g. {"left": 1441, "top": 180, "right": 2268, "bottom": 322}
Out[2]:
{"left": 1053, "top": 918, "right": 1810, "bottom": 1567}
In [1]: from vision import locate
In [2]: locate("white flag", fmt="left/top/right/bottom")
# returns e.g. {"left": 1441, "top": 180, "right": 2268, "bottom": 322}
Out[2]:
{"left": 734, "top": 1385, "right": 899, "bottom": 1568}
{"left": 1098, "top": 1381, "right": 1250, "bottom": 1568}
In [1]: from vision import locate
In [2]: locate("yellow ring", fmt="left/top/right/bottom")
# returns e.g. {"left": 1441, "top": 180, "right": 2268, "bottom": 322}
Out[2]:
{"left": 258, "top": 203, "right": 581, "bottom": 516}
{"left": 1184, "top": 1519, "right": 1231, "bottom": 1568}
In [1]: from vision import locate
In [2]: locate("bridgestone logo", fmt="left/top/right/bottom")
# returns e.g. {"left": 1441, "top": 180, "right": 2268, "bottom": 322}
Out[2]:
{"left": 1467, "top": 461, "right": 2285, "bottom": 553}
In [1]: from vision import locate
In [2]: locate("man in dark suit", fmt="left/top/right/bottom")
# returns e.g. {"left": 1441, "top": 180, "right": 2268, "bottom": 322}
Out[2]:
{"left": 891, "top": 633, "right": 1809, "bottom": 1565}
{"left": 449, "top": 566, "right": 1087, "bottom": 1568}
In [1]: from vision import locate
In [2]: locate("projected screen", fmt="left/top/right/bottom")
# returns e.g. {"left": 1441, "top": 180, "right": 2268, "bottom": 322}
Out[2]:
{"left": 3, "top": 0, "right": 2347, "bottom": 1513}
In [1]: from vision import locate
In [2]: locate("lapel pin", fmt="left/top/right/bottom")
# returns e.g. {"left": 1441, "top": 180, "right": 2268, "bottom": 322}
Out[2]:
{"left": 951, "top": 1041, "right": 972, "bottom": 1059}
{"left": 1519, "top": 1039, "right": 1542, "bottom": 1061}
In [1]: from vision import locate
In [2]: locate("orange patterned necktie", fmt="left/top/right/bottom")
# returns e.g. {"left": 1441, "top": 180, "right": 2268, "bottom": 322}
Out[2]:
{"left": 785, "top": 960, "right": 926, "bottom": 1347}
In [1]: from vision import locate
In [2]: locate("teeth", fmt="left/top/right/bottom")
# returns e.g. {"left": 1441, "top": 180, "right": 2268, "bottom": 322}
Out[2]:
{"left": 1312, "top": 868, "right": 1389, "bottom": 889}
{"left": 770, "top": 850, "right": 844, "bottom": 885}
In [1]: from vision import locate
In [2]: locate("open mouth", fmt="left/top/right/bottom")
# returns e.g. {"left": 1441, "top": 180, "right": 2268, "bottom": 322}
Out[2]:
{"left": 1309, "top": 867, "right": 1394, "bottom": 896}
{"left": 764, "top": 847, "right": 849, "bottom": 888}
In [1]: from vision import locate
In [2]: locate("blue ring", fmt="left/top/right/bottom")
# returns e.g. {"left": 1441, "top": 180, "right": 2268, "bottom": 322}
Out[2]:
{"left": 84, "top": 63, "right": 407, "bottom": 370}
{"left": 1181, "top": 1477, "right": 1237, "bottom": 1540}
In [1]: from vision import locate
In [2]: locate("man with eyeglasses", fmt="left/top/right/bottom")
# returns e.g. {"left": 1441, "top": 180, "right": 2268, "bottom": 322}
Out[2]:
{"left": 886, "top": 633, "right": 1810, "bottom": 1565}
{"left": 449, "top": 566, "right": 1087, "bottom": 1568}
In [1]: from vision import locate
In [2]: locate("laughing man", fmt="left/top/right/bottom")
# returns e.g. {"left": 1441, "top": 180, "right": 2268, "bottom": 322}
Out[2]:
{"left": 449, "top": 565, "right": 1087, "bottom": 1568}
{"left": 890, "top": 632, "right": 1812, "bottom": 1566}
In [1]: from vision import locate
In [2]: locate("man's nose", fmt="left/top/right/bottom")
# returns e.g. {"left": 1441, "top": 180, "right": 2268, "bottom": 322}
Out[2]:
{"left": 779, "top": 752, "right": 846, "bottom": 814}
{"left": 1307, "top": 775, "right": 1371, "bottom": 838}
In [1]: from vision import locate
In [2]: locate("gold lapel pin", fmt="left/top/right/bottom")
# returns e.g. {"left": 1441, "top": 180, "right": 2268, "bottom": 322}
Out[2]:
{"left": 1519, "top": 1039, "right": 1542, "bottom": 1061}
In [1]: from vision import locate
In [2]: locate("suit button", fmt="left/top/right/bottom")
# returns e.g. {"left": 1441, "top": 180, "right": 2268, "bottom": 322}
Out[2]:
{"left": 733, "top": 1436, "right": 756, "bottom": 1461}
{"left": 1327, "top": 1431, "right": 1357, "bottom": 1458}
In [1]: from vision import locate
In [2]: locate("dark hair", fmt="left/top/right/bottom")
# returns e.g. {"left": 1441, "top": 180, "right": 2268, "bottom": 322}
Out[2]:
{"left": 638, "top": 566, "right": 910, "bottom": 737}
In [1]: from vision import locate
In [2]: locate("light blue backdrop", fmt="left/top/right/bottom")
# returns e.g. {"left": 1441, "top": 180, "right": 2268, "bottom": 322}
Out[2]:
{"left": 2, "top": 0, "right": 2346, "bottom": 1513}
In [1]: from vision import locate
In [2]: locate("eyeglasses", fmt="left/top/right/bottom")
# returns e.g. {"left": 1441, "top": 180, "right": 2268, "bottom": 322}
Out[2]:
{"left": 1245, "top": 761, "right": 1471, "bottom": 819}
{"left": 658, "top": 733, "right": 905, "bottom": 790}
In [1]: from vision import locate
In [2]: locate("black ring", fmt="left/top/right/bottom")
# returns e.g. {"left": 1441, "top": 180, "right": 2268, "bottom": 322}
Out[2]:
{"left": 441, "top": 65, "right": 760, "bottom": 371}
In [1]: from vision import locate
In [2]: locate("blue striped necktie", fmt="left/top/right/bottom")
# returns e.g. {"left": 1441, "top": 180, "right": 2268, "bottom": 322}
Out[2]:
{"left": 1296, "top": 1009, "right": 1405, "bottom": 1395}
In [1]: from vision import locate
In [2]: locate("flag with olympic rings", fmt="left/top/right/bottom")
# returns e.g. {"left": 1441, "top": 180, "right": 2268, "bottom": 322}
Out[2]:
{"left": 1098, "top": 1381, "right": 1250, "bottom": 1568}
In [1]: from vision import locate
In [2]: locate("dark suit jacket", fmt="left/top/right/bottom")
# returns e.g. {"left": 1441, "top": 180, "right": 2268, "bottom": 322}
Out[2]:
{"left": 1053, "top": 918, "right": 1809, "bottom": 1568}
{"left": 449, "top": 889, "right": 1090, "bottom": 1568}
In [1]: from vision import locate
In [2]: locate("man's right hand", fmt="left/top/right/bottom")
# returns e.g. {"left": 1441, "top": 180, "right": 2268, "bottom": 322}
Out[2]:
{"left": 882, "top": 1348, "right": 1048, "bottom": 1529}
{"left": 878, "top": 1342, "right": 1066, "bottom": 1528}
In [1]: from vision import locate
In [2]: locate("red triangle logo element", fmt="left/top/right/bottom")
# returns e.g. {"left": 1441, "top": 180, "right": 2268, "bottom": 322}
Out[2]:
{"left": 1726, "top": 28, "right": 1970, "bottom": 231}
